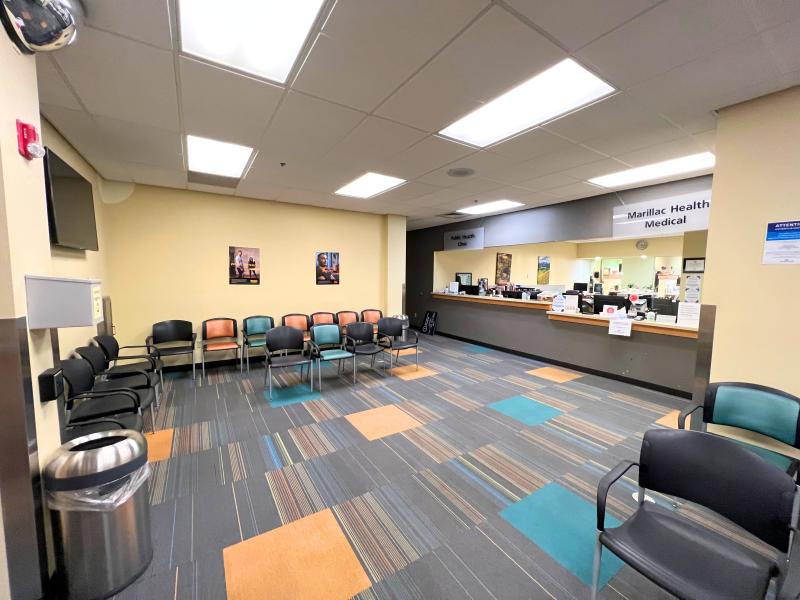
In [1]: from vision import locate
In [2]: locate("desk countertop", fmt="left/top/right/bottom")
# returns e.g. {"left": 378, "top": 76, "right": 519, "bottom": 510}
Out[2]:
{"left": 545, "top": 311, "right": 699, "bottom": 339}
{"left": 430, "top": 293, "right": 552, "bottom": 310}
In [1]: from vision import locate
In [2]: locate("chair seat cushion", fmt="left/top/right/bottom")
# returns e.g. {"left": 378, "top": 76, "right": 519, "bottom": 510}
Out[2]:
{"left": 90, "top": 381, "right": 154, "bottom": 410}
{"left": 728, "top": 437, "right": 796, "bottom": 472}
{"left": 601, "top": 504, "right": 778, "bottom": 600}
{"left": 269, "top": 354, "right": 312, "bottom": 368}
{"left": 353, "top": 343, "right": 382, "bottom": 355}
{"left": 157, "top": 345, "right": 194, "bottom": 357}
{"left": 320, "top": 349, "right": 353, "bottom": 361}
{"left": 70, "top": 394, "right": 139, "bottom": 421}
{"left": 205, "top": 341, "right": 239, "bottom": 351}
{"left": 246, "top": 338, "right": 267, "bottom": 348}
{"left": 64, "top": 414, "right": 144, "bottom": 440}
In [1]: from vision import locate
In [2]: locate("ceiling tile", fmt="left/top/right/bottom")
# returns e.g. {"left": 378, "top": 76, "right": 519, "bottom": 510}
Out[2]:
{"left": 417, "top": 150, "right": 510, "bottom": 186}
{"left": 93, "top": 116, "right": 183, "bottom": 169}
{"left": 614, "top": 136, "right": 709, "bottom": 167}
{"left": 515, "top": 172, "right": 580, "bottom": 192}
{"left": 323, "top": 116, "right": 426, "bottom": 169}
{"left": 235, "top": 179, "right": 287, "bottom": 201}
{"left": 187, "top": 182, "right": 235, "bottom": 196}
{"left": 492, "top": 143, "right": 609, "bottom": 183}
{"left": 257, "top": 91, "right": 365, "bottom": 163}
{"left": 546, "top": 181, "right": 606, "bottom": 200}
{"left": 558, "top": 158, "right": 631, "bottom": 180}
{"left": 489, "top": 127, "right": 577, "bottom": 160}
{"left": 179, "top": 57, "right": 283, "bottom": 147}
{"left": 124, "top": 162, "right": 187, "bottom": 188}
{"left": 400, "top": 187, "right": 472, "bottom": 208}
{"left": 244, "top": 156, "right": 358, "bottom": 193}
{"left": 760, "top": 17, "right": 800, "bottom": 74}
{"left": 576, "top": 0, "right": 758, "bottom": 88}
{"left": 83, "top": 0, "right": 173, "bottom": 49}
{"left": 376, "top": 6, "right": 566, "bottom": 132}
{"left": 740, "top": 0, "right": 800, "bottom": 33}
{"left": 36, "top": 56, "right": 82, "bottom": 110}
{"left": 505, "top": 0, "right": 661, "bottom": 51}
{"left": 379, "top": 136, "right": 475, "bottom": 180}
{"left": 54, "top": 26, "right": 179, "bottom": 131}
{"left": 41, "top": 104, "right": 105, "bottom": 162}
{"left": 293, "top": 0, "right": 489, "bottom": 111}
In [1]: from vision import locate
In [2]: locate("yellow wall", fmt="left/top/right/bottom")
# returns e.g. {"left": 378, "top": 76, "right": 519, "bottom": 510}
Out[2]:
{"left": 575, "top": 235, "right": 684, "bottom": 259}
{"left": 704, "top": 87, "right": 800, "bottom": 395}
{"left": 434, "top": 242, "right": 578, "bottom": 290}
{"left": 384, "top": 214, "right": 407, "bottom": 315}
{"left": 103, "top": 185, "right": 402, "bottom": 358}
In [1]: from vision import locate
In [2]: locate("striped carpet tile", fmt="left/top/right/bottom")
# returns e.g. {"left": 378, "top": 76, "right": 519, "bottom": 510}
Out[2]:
{"left": 522, "top": 389, "right": 578, "bottom": 412}
{"left": 500, "top": 374, "right": 547, "bottom": 390}
{"left": 516, "top": 428, "right": 592, "bottom": 467}
{"left": 435, "top": 389, "right": 482, "bottom": 412}
{"left": 397, "top": 400, "right": 446, "bottom": 425}
{"left": 455, "top": 444, "right": 549, "bottom": 503}
{"left": 399, "top": 427, "right": 462, "bottom": 464}
{"left": 172, "top": 421, "right": 215, "bottom": 456}
{"left": 548, "top": 414, "right": 627, "bottom": 450}
{"left": 553, "top": 382, "right": 603, "bottom": 401}
{"left": 265, "top": 462, "right": 327, "bottom": 524}
{"left": 411, "top": 469, "right": 486, "bottom": 529}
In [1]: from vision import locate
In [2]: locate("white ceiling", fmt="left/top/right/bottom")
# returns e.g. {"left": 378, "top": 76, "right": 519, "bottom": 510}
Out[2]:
{"left": 37, "top": 0, "right": 800, "bottom": 230}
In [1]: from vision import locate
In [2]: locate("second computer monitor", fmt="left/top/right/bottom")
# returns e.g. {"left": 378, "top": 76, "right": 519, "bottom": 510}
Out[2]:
{"left": 593, "top": 294, "right": 629, "bottom": 314}
{"left": 573, "top": 282, "right": 589, "bottom": 292}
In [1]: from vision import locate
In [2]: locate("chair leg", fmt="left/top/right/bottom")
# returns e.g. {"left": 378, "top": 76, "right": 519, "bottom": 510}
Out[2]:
{"left": 246, "top": 346, "right": 250, "bottom": 373}
{"left": 202, "top": 351, "right": 205, "bottom": 379}
{"left": 268, "top": 365, "right": 272, "bottom": 400}
{"left": 318, "top": 360, "right": 322, "bottom": 391}
{"left": 591, "top": 534, "right": 602, "bottom": 600}
{"left": 309, "top": 361, "right": 313, "bottom": 392}
{"left": 192, "top": 352, "right": 196, "bottom": 381}
{"left": 353, "top": 355, "right": 357, "bottom": 386}
{"left": 150, "top": 403, "right": 156, "bottom": 433}
{"left": 415, "top": 346, "right": 419, "bottom": 370}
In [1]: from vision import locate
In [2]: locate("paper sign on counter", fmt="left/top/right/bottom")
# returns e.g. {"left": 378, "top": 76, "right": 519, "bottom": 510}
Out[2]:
{"left": 609, "top": 318, "right": 632, "bottom": 337}
{"left": 677, "top": 302, "right": 701, "bottom": 327}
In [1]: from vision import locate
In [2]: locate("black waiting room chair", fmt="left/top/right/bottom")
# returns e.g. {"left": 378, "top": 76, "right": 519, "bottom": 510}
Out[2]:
{"left": 95, "top": 334, "right": 163, "bottom": 389}
{"left": 377, "top": 317, "right": 418, "bottom": 370}
{"left": 59, "top": 357, "right": 145, "bottom": 435}
{"left": 263, "top": 326, "right": 314, "bottom": 400}
{"left": 345, "top": 322, "right": 386, "bottom": 383}
{"left": 147, "top": 320, "right": 196, "bottom": 380}
{"left": 593, "top": 428, "right": 800, "bottom": 600}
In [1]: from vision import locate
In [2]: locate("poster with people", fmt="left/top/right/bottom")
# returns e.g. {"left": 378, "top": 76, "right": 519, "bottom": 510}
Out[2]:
{"left": 316, "top": 251, "right": 340, "bottom": 285}
{"left": 229, "top": 246, "right": 260, "bottom": 284}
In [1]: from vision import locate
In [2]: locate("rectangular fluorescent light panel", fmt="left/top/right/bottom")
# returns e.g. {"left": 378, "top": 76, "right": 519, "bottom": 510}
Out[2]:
{"left": 457, "top": 199, "right": 523, "bottom": 215}
{"left": 186, "top": 135, "right": 254, "bottom": 178}
{"left": 179, "top": 0, "right": 325, "bottom": 83}
{"left": 335, "top": 172, "right": 406, "bottom": 199}
{"left": 588, "top": 152, "right": 716, "bottom": 188}
{"left": 439, "top": 58, "right": 615, "bottom": 148}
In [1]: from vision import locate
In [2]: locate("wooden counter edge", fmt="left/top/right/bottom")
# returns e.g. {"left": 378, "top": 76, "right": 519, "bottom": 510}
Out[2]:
{"left": 546, "top": 312, "right": 698, "bottom": 339}
{"left": 430, "top": 293, "right": 551, "bottom": 310}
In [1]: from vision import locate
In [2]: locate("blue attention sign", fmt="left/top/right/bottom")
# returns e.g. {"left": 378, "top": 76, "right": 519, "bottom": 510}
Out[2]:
{"left": 763, "top": 220, "right": 800, "bottom": 265}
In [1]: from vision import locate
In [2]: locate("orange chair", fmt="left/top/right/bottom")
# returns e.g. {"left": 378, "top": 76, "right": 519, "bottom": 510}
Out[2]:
{"left": 201, "top": 318, "right": 241, "bottom": 377}
{"left": 361, "top": 309, "right": 383, "bottom": 334}
{"left": 336, "top": 311, "right": 359, "bottom": 334}
{"left": 310, "top": 312, "right": 336, "bottom": 326}
{"left": 282, "top": 314, "right": 310, "bottom": 341}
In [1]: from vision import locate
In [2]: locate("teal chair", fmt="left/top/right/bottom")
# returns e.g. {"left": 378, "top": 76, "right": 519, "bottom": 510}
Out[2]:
{"left": 241, "top": 316, "right": 274, "bottom": 372}
{"left": 309, "top": 324, "right": 355, "bottom": 390}
{"left": 679, "top": 382, "right": 800, "bottom": 475}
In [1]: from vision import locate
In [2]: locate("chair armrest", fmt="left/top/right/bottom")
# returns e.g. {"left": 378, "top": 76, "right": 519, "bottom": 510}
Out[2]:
{"left": 104, "top": 368, "right": 150, "bottom": 380}
{"left": 377, "top": 334, "right": 392, "bottom": 348}
{"left": 308, "top": 341, "right": 321, "bottom": 358}
{"left": 120, "top": 344, "right": 151, "bottom": 351}
{"left": 677, "top": 404, "right": 703, "bottom": 429}
{"left": 65, "top": 417, "right": 128, "bottom": 431}
{"left": 71, "top": 389, "right": 141, "bottom": 410}
{"left": 192, "top": 333, "right": 197, "bottom": 345}
{"left": 597, "top": 460, "right": 638, "bottom": 531}
{"left": 344, "top": 336, "right": 357, "bottom": 351}
{"left": 408, "top": 330, "right": 419, "bottom": 344}
{"left": 778, "top": 529, "right": 800, "bottom": 599}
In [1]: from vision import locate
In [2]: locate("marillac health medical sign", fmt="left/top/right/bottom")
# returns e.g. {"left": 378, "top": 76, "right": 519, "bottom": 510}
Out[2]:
{"left": 612, "top": 191, "right": 710, "bottom": 238}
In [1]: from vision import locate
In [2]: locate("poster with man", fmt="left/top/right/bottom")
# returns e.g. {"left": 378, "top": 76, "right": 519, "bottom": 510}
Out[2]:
{"left": 229, "top": 246, "right": 260, "bottom": 284}
{"left": 316, "top": 251, "right": 340, "bottom": 285}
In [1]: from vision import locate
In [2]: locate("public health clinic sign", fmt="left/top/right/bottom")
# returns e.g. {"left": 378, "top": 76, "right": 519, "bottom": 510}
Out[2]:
{"left": 612, "top": 191, "right": 711, "bottom": 238}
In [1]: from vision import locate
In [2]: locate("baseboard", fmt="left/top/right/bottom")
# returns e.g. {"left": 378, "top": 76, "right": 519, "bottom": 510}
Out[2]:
{"left": 432, "top": 330, "right": 692, "bottom": 399}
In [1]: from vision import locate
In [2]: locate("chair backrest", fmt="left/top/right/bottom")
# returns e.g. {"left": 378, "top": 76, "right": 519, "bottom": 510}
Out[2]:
{"left": 346, "top": 322, "right": 374, "bottom": 343}
{"left": 243, "top": 315, "right": 273, "bottom": 336}
{"left": 638, "top": 429, "right": 796, "bottom": 552}
{"left": 94, "top": 335, "right": 119, "bottom": 360}
{"left": 311, "top": 324, "right": 340, "bottom": 346}
{"left": 202, "top": 318, "right": 237, "bottom": 341}
{"left": 336, "top": 311, "right": 359, "bottom": 328}
{"left": 282, "top": 314, "right": 309, "bottom": 332}
{"left": 361, "top": 309, "right": 382, "bottom": 324}
{"left": 704, "top": 382, "right": 800, "bottom": 448}
{"left": 310, "top": 312, "right": 336, "bottom": 326}
{"left": 74, "top": 345, "right": 109, "bottom": 375}
{"left": 60, "top": 358, "right": 96, "bottom": 396}
{"left": 152, "top": 320, "right": 193, "bottom": 344}
{"left": 265, "top": 326, "right": 304, "bottom": 353}
{"left": 377, "top": 317, "right": 402, "bottom": 337}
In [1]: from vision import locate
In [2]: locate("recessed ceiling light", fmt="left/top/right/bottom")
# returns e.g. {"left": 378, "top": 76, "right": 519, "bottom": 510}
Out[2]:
{"left": 588, "top": 152, "right": 716, "bottom": 188}
{"left": 439, "top": 58, "right": 614, "bottom": 148}
{"left": 457, "top": 200, "right": 523, "bottom": 215}
{"left": 186, "top": 135, "right": 254, "bottom": 178}
{"left": 335, "top": 172, "right": 407, "bottom": 199}
{"left": 178, "top": 0, "right": 325, "bottom": 83}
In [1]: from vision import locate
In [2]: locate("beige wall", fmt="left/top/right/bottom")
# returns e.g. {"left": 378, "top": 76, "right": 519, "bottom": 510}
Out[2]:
{"left": 434, "top": 242, "right": 578, "bottom": 290}
{"left": 704, "top": 87, "right": 800, "bottom": 395}
{"left": 575, "top": 235, "right": 684, "bottom": 259}
{"left": 102, "top": 185, "right": 404, "bottom": 357}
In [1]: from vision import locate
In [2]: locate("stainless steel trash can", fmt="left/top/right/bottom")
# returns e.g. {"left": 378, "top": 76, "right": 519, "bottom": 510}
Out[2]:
{"left": 45, "top": 430, "right": 152, "bottom": 599}
{"left": 392, "top": 314, "right": 410, "bottom": 340}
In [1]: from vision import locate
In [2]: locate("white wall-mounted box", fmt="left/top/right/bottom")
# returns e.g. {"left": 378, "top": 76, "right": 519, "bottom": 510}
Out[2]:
{"left": 25, "top": 275, "right": 103, "bottom": 329}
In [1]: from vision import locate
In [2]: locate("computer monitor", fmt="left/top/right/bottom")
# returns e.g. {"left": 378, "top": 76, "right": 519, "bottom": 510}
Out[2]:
{"left": 651, "top": 298, "right": 679, "bottom": 316}
{"left": 502, "top": 290, "right": 523, "bottom": 299}
{"left": 573, "top": 282, "right": 588, "bottom": 292}
{"left": 593, "top": 294, "right": 629, "bottom": 314}
{"left": 459, "top": 284, "right": 480, "bottom": 296}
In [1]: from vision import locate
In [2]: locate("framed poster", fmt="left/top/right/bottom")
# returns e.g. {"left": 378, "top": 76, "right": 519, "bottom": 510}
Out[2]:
{"left": 495, "top": 253, "right": 512, "bottom": 285}
{"left": 316, "top": 251, "right": 340, "bottom": 284}
{"left": 682, "top": 257, "right": 705, "bottom": 273}
{"left": 537, "top": 256, "right": 551, "bottom": 285}
{"left": 229, "top": 246, "right": 260, "bottom": 284}
{"left": 455, "top": 272, "right": 472, "bottom": 285}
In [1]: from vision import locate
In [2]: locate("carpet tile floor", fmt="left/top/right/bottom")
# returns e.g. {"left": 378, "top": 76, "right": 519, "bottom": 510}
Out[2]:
{"left": 117, "top": 334, "right": 776, "bottom": 600}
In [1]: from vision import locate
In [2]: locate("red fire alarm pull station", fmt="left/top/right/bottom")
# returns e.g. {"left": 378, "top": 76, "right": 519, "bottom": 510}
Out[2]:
{"left": 16, "top": 119, "right": 45, "bottom": 160}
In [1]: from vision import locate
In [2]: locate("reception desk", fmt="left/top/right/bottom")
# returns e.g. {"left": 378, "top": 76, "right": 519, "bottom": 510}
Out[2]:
{"left": 428, "top": 293, "right": 699, "bottom": 396}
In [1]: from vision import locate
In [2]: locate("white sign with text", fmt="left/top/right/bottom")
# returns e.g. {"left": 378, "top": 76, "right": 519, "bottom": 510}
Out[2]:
{"left": 609, "top": 318, "right": 632, "bottom": 337}
{"left": 443, "top": 227, "right": 485, "bottom": 251}
{"left": 613, "top": 191, "right": 710, "bottom": 238}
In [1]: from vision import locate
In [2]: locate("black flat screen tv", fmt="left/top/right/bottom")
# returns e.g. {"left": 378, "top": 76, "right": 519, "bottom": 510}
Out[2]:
{"left": 44, "top": 147, "right": 98, "bottom": 251}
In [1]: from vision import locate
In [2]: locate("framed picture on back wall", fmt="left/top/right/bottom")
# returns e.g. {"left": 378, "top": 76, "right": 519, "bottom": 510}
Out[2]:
{"left": 316, "top": 251, "right": 340, "bottom": 284}
{"left": 229, "top": 246, "right": 260, "bottom": 284}
{"left": 537, "top": 255, "right": 551, "bottom": 285}
{"left": 495, "top": 252, "right": 512, "bottom": 285}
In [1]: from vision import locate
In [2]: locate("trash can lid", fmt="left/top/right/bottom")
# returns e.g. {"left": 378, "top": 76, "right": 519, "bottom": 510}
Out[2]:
{"left": 44, "top": 430, "right": 148, "bottom": 492}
